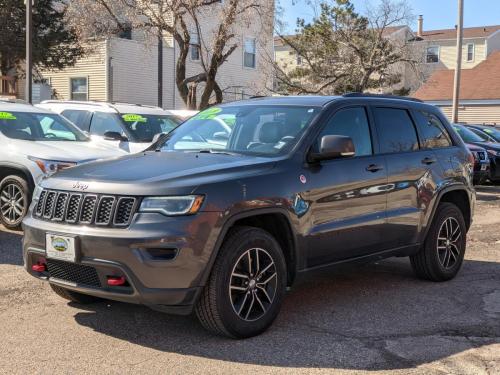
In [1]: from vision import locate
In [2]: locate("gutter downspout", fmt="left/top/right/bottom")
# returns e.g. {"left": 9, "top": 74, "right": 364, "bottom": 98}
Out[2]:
{"left": 105, "top": 38, "right": 113, "bottom": 102}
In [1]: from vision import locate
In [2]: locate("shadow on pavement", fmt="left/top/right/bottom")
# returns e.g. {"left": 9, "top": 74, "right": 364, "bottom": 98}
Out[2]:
{"left": 73, "top": 258, "right": 500, "bottom": 370}
{"left": 0, "top": 227, "right": 23, "bottom": 266}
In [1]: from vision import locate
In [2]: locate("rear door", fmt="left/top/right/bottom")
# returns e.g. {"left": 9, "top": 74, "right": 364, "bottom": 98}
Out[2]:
{"left": 372, "top": 106, "right": 443, "bottom": 248}
{"left": 304, "top": 106, "right": 389, "bottom": 267}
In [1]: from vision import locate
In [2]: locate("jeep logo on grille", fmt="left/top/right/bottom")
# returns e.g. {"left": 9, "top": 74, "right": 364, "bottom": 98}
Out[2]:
{"left": 72, "top": 182, "right": 89, "bottom": 191}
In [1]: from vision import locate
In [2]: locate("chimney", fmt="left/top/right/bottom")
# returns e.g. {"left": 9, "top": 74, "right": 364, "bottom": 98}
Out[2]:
{"left": 417, "top": 15, "right": 424, "bottom": 37}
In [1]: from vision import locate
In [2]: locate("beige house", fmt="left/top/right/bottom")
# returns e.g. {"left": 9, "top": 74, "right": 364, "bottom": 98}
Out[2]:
{"left": 37, "top": 1, "right": 274, "bottom": 109}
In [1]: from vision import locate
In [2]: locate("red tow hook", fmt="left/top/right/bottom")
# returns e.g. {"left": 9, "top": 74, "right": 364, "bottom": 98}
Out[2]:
{"left": 107, "top": 276, "right": 127, "bottom": 286}
{"left": 32, "top": 263, "right": 46, "bottom": 272}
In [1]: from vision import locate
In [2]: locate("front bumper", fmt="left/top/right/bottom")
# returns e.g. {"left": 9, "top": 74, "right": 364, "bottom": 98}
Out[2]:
{"left": 23, "top": 211, "right": 222, "bottom": 315}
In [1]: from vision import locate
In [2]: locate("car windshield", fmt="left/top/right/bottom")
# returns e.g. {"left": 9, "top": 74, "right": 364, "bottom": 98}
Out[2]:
{"left": 453, "top": 125, "right": 484, "bottom": 143}
{"left": 0, "top": 111, "right": 89, "bottom": 141}
{"left": 476, "top": 126, "right": 500, "bottom": 142}
{"left": 119, "top": 113, "right": 181, "bottom": 142}
{"left": 156, "top": 105, "right": 320, "bottom": 156}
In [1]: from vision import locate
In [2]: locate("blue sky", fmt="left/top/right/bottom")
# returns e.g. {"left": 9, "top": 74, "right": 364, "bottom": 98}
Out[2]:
{"left": 279, "top": 0, "right": 500, "bottom": 33}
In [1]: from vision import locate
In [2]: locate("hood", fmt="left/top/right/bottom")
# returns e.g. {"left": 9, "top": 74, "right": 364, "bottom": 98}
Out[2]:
{"left": 41, "top": 151, "right": 278, "bottom": 195}
{"left": 15, "top": 140, "right": 126, "bottom": 162}
{"left": 469, "top": 141, "right": 500, "bottom": 152}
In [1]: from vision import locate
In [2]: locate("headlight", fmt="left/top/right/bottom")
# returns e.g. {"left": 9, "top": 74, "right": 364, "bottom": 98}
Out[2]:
{"left": 28, "top": 156, "right": 77, "bottom": 177}
{"left": 139, "top": 196, "right": 204, "bottom": 216}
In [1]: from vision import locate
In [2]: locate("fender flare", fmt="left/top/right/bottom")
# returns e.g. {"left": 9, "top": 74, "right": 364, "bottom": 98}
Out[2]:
{"left": 198, "top": 207, "right": 300, "bottom": 287}
{"left": 0, "top": 162, "right": 36, "bottom": 191}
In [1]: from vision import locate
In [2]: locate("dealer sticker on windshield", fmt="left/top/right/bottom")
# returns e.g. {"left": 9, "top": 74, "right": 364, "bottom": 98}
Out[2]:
{"left": 195, "top": 107, "right": 222, "bottom": 120}
{"left": 122, "top": 114, "right": 147, "bottom": 123}
{"left": 0, "top": 112, "right": 16, "bottom": 120}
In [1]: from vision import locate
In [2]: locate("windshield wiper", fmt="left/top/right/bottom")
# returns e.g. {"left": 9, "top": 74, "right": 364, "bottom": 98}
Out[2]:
{"left": 196, "top": 149, "right": 239, "bottom": 156}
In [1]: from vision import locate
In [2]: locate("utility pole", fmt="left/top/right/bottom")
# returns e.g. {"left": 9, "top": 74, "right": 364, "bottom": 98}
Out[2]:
{"left": 452, "top": 0, "right": 464, "bottom": 123}
{"left": 25, "top": 0, "right": 33, "bottom": 104}
{"left": 158, "top": 32, "right": 163, "bottom": 108}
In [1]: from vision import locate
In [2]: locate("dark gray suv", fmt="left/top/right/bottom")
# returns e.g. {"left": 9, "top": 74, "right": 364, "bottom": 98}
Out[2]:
{"left": 23, "top": 95, "right": 475, "bottom": 338}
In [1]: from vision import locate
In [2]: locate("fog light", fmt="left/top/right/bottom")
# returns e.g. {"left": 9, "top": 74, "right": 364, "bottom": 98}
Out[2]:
{"left": 107, "top": 276, "right": 126, "bottom": 286}
{"left": 32, "top": 263, "right": 46, "bottom": 272}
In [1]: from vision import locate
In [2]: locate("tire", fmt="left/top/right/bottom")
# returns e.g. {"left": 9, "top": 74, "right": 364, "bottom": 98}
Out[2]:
{"left": 410, "top": 202, "right": 467, "bottom": 282}
{"left": 195, "top": 226, "right": 287, "bottom": 339}
{"left": 50, "top": 283, "right": 101, "bottom": 304}
{"left": 0, "top": 175, "right": 30, "bottom": 230}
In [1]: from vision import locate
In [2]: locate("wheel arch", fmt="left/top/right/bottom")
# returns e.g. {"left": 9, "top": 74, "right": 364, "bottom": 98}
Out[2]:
{"left": 0, "top": 162, "right": 36, "bottom": 192}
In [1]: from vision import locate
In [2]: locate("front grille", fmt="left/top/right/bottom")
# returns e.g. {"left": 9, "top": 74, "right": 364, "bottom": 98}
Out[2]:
{"left": 46, "top": 259, "right": 101, "bottom": 287}
{"left": 34, "top": 190, "right": 137, "bottom": 228}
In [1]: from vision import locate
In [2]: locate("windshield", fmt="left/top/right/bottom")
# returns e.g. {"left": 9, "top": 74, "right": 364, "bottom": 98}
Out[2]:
{"left": 476, "top": 126, "right": 500, "bottom": 142}
{"left": 157, "top": 105, "right": 320, "bottom": 156}
{"left": 453, "top": 125, "right": 484, "bottom": 143}
{"left": 0, "top": 111, "right": 89, "bottom": 141}
{"left": 119, "top": 113, "right": 181, "bottom": 142}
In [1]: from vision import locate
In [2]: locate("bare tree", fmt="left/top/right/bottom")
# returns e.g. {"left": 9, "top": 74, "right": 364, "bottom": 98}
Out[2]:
{"left": 272, "top": 0, "right": 419, "bottom": 95}
{"left": 66, "top": 0, "right": 273, "bottom": 110}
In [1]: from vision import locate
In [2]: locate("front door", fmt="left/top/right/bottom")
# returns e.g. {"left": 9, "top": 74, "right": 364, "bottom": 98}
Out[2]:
{"left": 304, "top": 106, "right": 389, "bottom": 267}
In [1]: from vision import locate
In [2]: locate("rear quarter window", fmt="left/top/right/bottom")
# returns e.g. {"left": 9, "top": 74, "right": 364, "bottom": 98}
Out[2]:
{"left": 413, "top": 111, "right": 452, "bottom": 149}
{"left": 61, "top": 109, "right": 92, "bottom": 131}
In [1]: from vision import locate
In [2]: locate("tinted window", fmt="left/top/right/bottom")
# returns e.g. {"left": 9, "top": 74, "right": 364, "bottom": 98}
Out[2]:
{"left": 476, "top": 126, "right": 500, "bottom": 142}
{"left": 319, "top": 107, "right": 372, "bottom": 157}
{"left": 414, "top": 111, "right": 452, "bottom": 149}
{"left": 374, "top": 108, "right": 419, "bottom": 154}
{"left": 452, "top": 125, "right": 484, "bottom": 143}
{"left": 468, "top": 128, "right": 492, "bottom": 141}
{"left": 61, "top": 109, "right": 91, "bottom": 130}
{"left": 90, "top": 112, "right": 124, "bottom": 136}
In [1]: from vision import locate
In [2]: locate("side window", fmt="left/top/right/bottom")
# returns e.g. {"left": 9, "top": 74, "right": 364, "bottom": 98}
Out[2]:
{"left": 373, "top": 108, "right": 419, "bottom": 154}
{"left": 319, "top": 107, "right": 372, "bottom": 157}
{"left": 413, "top": 111, "right": 452, "bottom": 149}
{"left": 90, "top": 112, "right": 123, "bottom": 136}
{"left": 61, "top": 110, "right": 91, "bottom": 131}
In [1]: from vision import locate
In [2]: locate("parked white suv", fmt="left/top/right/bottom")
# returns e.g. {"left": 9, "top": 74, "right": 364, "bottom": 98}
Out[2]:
{"left": 0, "top": 101, "right": 124, "bottom": 229}
{"left": 37, "top": 101, "right": 182, "bottom": 153}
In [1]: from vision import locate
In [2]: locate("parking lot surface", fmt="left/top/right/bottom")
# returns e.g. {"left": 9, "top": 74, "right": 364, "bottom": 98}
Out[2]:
{"left": 0, "top": 187, "right": 499, "bottom": 375}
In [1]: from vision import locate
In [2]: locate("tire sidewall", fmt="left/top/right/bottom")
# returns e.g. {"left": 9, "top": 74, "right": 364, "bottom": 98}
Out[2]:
{"left": 0, "top": 175, "right": 30, "bottom": 229}
{"left": 215, "top": 229, "right": 287, "bottom": 338}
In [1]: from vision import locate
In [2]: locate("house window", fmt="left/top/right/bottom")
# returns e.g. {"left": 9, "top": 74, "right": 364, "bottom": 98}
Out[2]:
{"left": 426, "top": 46, "right": 440, "bottom": 63}
{"left": 243, "top": 38, "right": 256, "bottom": 68}
{"left": 70, "top": 77, "right": 88, "bottom": 101}
{"left": 190, "top": 32, "right": 200, "bottom": 61}
{"left": 467, "top": 43, "right": 475, "bottom": 62}
{"left": 297, "top": 54, "right": 302, "bottom": 65}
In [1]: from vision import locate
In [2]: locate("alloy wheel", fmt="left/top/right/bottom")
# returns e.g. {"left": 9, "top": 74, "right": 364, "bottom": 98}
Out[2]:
{"left": 229, "top": 248, "right": 278, "bottom": 322}
{"left": 0, "top": 183, "right": 25, "bottom": 225}
{"left": 436, "top": 217, "right": 462, "bottom": 270}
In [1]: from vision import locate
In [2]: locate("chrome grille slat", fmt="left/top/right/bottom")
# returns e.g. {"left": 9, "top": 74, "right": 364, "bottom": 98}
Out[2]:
{"left": 33, "top": 189, "right": 137, "bottom": 228}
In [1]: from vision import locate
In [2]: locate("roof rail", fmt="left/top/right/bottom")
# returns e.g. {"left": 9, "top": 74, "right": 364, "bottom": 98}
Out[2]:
{"left": 343, "top": 93, "right": 423, "bottom": 103}
{"left": 40, "top": 100, "right": 113, "bottom": 108}
{"left": 249, "top": 95, "right": 268, "bottom": 99}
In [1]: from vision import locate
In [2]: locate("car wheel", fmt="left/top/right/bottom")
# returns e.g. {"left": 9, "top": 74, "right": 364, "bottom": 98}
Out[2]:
{"left": 410, "top": 202, "right": 467, "bottom": 281}
{"left": 50, "top": 284, "right": 101, "bottom": 304}
{"left": 195, "top": 226, "right": 287, "bottom": 339}
{"left": 0, "top": 175, "right": 30, "bottom": 230}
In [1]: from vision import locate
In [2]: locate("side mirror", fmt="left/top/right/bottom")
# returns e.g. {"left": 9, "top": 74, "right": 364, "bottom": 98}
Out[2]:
{"left": 104, "top": 131, "right": 128, "bottom": 142}
{"left": 309, "top": 135, "right": 355, "bottom": 162}
{"left": 213, "top": 131, "right": 229, "bottom": 140}
{"left": 151, "top": 132, "right": 166, "bottom": 144}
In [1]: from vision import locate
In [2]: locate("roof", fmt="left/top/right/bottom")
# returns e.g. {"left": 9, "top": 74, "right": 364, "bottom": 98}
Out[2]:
{"left": 228, "top": 96, "right": 341, "bottom": 107}
{"left": 414, "top": 51, "right": 500, "bottom": 101}
{"left": 416, "top": 25, "right": 500, "bottom": 41}
{"left": 38, "top": 100, "right": 171, "bottom": 115}
{"left": 0, "top": 101, "right": 52, "bottom": 114}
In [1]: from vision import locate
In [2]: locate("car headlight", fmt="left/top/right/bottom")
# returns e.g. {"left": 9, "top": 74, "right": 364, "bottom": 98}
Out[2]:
{"left": 139, "top": 196, "right": 204, "bottom": 216}
{"left": 28, "top": 156, "right": 77, "bottom": 177}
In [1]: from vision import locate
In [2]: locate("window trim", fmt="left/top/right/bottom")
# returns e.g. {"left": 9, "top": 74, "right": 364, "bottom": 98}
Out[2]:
{"left": 426, "top": 45, "right": 440, "bottom": 64}
{"left": 466, "top": 43, "right": 475, "bottom": 62}
{"left": 243, "top": 37, "right": 257, "bottom": 69}
{"left": 410, "top": 109, "right": 454, "bottom": 150}
{"left": 69, "top": 76, "right": 89, "bottom": 101}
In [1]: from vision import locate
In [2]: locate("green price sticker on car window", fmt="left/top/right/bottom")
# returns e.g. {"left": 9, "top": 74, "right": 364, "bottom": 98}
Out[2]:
{"left": 122, "top": 114, "right": 147, "bottom": 123}
{"left": 196, "top": 107, "right": 222, "bottom": 120}
{"left": 0, "top": 112, "right": 16, "bottom": 120}
{"left": 484, "top": 128, "right": 493, "bottom": 134}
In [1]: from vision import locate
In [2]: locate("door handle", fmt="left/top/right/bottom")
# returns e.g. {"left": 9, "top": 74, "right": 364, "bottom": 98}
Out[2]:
{"left": 366, "top": 164, "right": 384, "bottom": 172}
{"left": 422, "top": 156, "right": 437, "bottom": 165}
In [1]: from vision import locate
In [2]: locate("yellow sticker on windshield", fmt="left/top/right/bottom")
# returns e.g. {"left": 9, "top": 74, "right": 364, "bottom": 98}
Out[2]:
{"left": 195, "top": 107, "right": 222, "bottom": 120}
{"left": 0, "top": 112, "right": 16, "bottom": 120}
{"left": 484, "top": 128, "right": 493, "bottom": 134}
{"left": 122, "top": 114, "right": 147, "bottom": 123}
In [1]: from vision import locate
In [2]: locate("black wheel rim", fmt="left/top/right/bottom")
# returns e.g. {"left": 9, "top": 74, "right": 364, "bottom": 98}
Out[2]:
{"left": 436, "top": 217, "right": 462, "bottom": 270}
{"left": 229, "top": 248, "right": 277, "bottom": 322}
{"left": 0, "top": 183, "right": 25, "bottom": 225}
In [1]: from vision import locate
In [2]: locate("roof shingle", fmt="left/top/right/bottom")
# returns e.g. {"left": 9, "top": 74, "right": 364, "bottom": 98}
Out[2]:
{"left": 417, "top": 25, "right": 500, "bottom": 41}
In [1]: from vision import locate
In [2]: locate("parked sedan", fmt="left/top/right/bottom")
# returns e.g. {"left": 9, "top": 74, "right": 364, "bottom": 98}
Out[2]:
{"left": 453, "top": 124, "right": 500, "bottom": 183}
